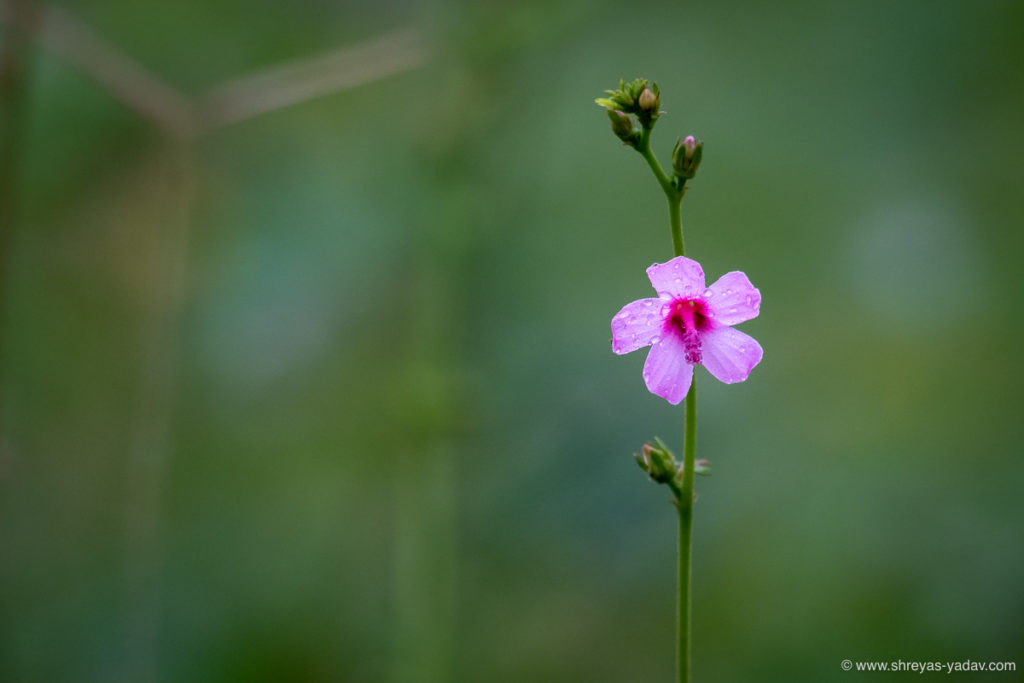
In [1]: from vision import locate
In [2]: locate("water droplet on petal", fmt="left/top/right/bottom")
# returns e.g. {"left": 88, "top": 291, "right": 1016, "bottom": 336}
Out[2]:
{"left": 704, "top": 288, "right": 714, "bottom": 297}
{"left": 643, "top": 300, "right": 653, "bottom": 307}
{"left": 651, "top": 336, "right": 661, "bottom": 344}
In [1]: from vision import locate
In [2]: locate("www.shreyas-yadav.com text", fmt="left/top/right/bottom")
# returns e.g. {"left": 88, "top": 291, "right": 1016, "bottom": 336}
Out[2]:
{"left": 840, "top": 659, "right": 1016, "bottom": 674}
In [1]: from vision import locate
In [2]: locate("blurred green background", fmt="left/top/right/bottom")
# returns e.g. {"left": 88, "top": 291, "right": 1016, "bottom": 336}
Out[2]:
{"left": 2, "top": 0, "right": 1023, "bottom": 681}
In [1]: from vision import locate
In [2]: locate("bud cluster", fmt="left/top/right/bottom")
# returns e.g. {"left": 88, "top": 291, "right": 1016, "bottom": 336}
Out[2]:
{"left": 595, "top": 78, "right": 663, "bottom": 134}
{"left": 597, "top": 78, "right": 704, "bottom": 188}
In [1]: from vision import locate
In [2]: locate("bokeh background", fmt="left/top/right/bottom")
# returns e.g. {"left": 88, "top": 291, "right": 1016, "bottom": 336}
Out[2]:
{"left": 2, "top": 1, "right": 1023, "bottom": 681}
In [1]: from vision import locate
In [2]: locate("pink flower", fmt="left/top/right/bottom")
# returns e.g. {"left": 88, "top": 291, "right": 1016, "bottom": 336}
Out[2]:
{"left": 611, "top": 256, "right": 763, "bottom": 404}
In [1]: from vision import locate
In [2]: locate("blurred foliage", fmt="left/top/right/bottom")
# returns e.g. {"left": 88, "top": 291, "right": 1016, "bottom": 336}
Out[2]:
{"left": 2, "top": 0, "right": 1023, "bottom": 681}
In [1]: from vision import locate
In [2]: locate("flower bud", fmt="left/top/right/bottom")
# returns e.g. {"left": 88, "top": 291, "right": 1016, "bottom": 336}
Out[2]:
{"left": 607, "top": 109, "right": 639, "bottom": 147}
{"left": 638, "top": 439, "right": 677, "bottom": 484}
{"left": 682, "top": 135, "right": 696, "bottom": 160}
{"left": 672, "top": 135, "right": 704, "bottom": 179}
{"left": 636, "top": 84, "right": 661, "bottom": 127}
{"left": 638, "top": 88, "right": 658, "bottom": 113}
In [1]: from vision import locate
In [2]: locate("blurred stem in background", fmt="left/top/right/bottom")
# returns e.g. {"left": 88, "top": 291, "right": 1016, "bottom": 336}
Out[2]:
{"left": 0, "top": 0, "right": 38, "bottom": 451}
{"left": 388, "top": 203, "right": 464, "bottom": 682}
{"left": 389, "top": 75, "right": 475, "bottom": 683}
{"left": 119, "top": 142, "right": 195, "bottom": 683}
{"left": 24, "top": 12, "right": 200, "bottom": 680}
{"left": 19, "top": 7, "right": 432, "bottom": 679}
{"left": 392, "top": 423, "right": 457, "bottom": 683}
{"left": 389, "top": 13, "right": 515, "bottom": 675}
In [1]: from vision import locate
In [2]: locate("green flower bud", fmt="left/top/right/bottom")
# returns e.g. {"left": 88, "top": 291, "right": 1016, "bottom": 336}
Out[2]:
{"left": 639, "top": 439, "right": 677, "bottom": 484}
{"left": 638, "top": 88, "right": 657, "bottom": 112}
{"left": 607, "top": 109, "right": 639, "bottom": 147}
{"left": 636, "top": 84, "right": 661, "bottom": 127}
{"left": 672, "top": 135, "right": 704, "bottom": 179}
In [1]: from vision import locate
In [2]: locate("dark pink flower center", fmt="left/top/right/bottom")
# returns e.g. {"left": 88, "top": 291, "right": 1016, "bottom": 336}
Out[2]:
{"left": 664, "top": 298, "right": 710, "bottom": 364}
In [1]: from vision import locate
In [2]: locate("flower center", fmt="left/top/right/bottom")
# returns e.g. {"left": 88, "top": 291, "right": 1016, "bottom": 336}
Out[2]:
{"left": 665, "top": 298, "right": 709, "bottom": 334}
{"left": 664, "top": 298, "right": 709, "bottom": 364}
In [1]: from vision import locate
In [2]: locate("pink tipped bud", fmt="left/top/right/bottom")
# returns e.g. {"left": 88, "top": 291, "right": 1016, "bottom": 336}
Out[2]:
{"left": 682, "top": 136, "right": 697, "bottom": 160}
{"left": 672, "top": 135, "right": 704, "bottom": 179}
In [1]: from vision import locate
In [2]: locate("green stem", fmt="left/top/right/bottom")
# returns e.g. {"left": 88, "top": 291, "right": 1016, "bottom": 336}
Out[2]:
{"left": 637, "top": 127, "right": 676, "bottom": 199}
{"left": 677, "top": 380, "right": 697, "bottom": 683}
{"left": 668, "top": 198, "right": 684, "bottom": 258}
{"left": 635, "top": 122, "right": 696, "bottom": 683}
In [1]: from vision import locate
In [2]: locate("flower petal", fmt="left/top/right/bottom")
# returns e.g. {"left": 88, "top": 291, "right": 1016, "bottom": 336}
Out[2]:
{"left": 611, "top": 298, "right": 665, "bottom": 354}
{"left": 642, "top": 334, "right": 695, "bottom": 405}
{"left": 646, "top": 256, "right": 705, "bottom": 299}
{"left": 704, "top": 271, "right": 761, "bottom": 326}
{"left": 700, "top": 325, "right": 763, "bottom": 384}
